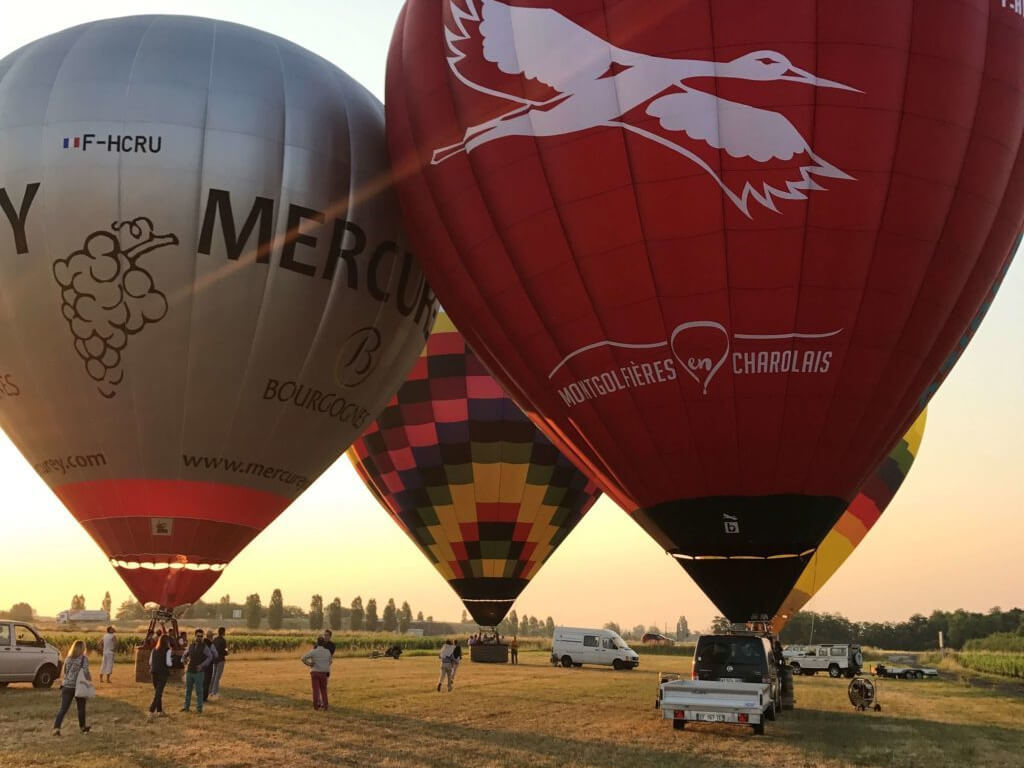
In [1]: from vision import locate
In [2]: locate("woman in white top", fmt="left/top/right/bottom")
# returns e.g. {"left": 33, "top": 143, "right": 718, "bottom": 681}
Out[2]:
{"left": 52, "top": 640, "right": 92, "bottom": 735}
{"left": 301, "top": 637, "right": 333, "bottom": 711}
{"left": 100, "top": 626, "right": 116, "bottom": 682}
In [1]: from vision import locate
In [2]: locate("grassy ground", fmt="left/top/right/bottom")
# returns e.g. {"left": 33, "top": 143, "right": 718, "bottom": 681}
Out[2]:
{"left": 2, "top": 650, "right": 1022, "bottom": 768}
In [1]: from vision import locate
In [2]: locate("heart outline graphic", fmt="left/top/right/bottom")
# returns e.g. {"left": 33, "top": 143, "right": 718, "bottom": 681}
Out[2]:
{"left": 669, "top": 321, "right": 730, "bottom": 395}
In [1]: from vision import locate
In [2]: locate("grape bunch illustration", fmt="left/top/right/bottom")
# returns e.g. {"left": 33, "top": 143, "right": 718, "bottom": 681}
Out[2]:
{"left": 53, "top": 217, "right": 177, "bottom": 398}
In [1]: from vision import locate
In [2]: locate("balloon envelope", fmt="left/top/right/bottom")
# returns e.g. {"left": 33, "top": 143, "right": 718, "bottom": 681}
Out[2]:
{"left": 348, "top": 312, "right": 601, "bottom": 626}
{"left": 0, "top": 16, "right": 436, "bottom": 607}
{"left": 386, "top": 1, "right": 1024, "bottom": 620}
{"left": 773, "top": 410, "right": 926, "bottom": 632}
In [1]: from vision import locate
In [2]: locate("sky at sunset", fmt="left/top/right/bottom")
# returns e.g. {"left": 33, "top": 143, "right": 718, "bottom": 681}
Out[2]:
{"left": 2, "top": 1, "right": 1022, "bottom": 634}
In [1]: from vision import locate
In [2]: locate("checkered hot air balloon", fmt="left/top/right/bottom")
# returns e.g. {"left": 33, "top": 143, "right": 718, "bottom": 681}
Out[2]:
{"left": 348, "top": 313, "right": 601, "bottom": 627}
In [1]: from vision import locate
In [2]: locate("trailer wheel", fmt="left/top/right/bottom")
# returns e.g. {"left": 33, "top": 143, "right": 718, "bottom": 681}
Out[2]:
{"left": 790, "top": 663, "right": 801, "bottom": 676}
{"left": 673, "top": 719, "right": 685, "bottom": 730}
{"left": 561, "top": 655, "right": 573, "bottom": 668}
{"left": 914, "top": 670, "right": 924, "bottom": 679}
{"left": 902, "top": 670, "right": 913, "bottom": 680}
{"left": 753, "top": 722, "right": 765, "bottom": 735}
{"left": 828, "top": 664, "right": 842, "bottom": 678}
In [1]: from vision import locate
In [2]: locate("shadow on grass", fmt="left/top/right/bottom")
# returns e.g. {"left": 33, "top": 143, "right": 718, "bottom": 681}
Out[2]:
{"left": 227, "top": 682, "right": 1024, "bottom": 768}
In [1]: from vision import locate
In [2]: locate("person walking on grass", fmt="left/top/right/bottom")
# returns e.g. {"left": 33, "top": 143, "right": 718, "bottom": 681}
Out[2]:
{"left": 437, "top": 639, "right": 455, "bottom": 692}
{"left": 148, "top": 634, "right": 173, "bottom": 720}
{"left": 208, "top": 627, "right": 228, "bottom": 699}
{"left": 301, "top": 636, "right": 332, "bottom": 710}
{"left": 99, "top": 625, "right": 116, "bottom": 683}
{"left": 52, "top": 640, "right": 92, "bottom": 736}
{"left": 181, "top": 629, "right": 213, "bottom": 713}
{"left": 202, "top": 630, "right": 220, "bottom": 703}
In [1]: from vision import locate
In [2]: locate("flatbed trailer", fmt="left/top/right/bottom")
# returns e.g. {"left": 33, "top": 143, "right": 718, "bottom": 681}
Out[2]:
{"left": 659, "top": 678, "right": 773, "bottom": 735}
{"left": 873, "top": 663, "right": 938, "bottom": 680}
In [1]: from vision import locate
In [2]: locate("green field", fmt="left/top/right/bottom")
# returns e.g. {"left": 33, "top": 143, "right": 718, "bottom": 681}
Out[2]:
{"left": 2, "top": 651, "right": 1022, "bottom": 767}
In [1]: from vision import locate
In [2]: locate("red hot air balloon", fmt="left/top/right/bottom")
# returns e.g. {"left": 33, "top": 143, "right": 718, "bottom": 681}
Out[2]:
{"left": 386, "top": 1, "right": 1024, "bottom": 621}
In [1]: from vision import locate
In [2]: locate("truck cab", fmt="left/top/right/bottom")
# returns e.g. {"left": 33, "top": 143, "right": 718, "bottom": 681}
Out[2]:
{"left": 0, "top": 621, "right": 62, "bottom": 688}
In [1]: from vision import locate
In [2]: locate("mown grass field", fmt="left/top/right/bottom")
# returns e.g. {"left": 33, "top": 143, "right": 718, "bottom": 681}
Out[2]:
{"left": 2, "top": 650, "right": 1022, "bottom": 768}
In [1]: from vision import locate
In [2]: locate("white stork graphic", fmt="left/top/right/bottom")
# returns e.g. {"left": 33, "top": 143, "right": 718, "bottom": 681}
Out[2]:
{"left": 432, "top": 0, "right": 862, "bottom": 217}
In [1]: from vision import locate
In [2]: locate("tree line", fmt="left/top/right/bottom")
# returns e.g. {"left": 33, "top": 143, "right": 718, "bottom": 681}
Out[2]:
{"left": 776, "top": 606, "right": 1024, "bottom": 650}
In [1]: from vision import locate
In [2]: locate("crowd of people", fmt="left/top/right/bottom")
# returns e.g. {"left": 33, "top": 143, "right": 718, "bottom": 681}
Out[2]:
{"left": 51, "top": 624, "right": 231, "bottom": 733}
{"left": 49, "top": 624, "right": 525, "bottom": 731}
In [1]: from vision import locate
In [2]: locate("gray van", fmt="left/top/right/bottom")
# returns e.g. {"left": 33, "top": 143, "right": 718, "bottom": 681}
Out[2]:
{"left": 0, "top": 621, "right": 62, "bottom": 688}
{"left": 692, "top": 634, "right": 781, "bottom": 719}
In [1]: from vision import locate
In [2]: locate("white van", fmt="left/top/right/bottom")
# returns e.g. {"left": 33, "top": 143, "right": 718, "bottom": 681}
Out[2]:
{"left": 0, "top": 621, "right": 62, "bottom": 687}
{"left": 551, "top": 627, "right": 639, "bottom": 670}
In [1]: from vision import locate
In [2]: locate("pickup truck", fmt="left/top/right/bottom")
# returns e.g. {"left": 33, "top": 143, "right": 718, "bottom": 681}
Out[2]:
{"left": 659, "top": 678, "right": 774, "bottom": 734}
{"left": 0, "top": 621, "right": 62, "bottom": 688}
{"left": 873, "top": 663, "right": 938, "bottom": 680}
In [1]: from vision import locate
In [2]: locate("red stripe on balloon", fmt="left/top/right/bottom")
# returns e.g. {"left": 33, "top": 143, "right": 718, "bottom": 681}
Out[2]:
{"left": 54, "top": 479, "right": 290, "bottom": 528}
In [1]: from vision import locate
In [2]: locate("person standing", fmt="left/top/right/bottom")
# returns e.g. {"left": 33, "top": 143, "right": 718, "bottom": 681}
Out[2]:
{"left": 322, "top": 628, "right": 336, "bottom": 656}
{"left": 202, "top": 630, "right": 220, "bottom": 703}
{"left": 148, "top": 634, "right": 172, "bottom": 719}
{"left": 208, "top": 627, "right": 228, "bottom": 699}
{"left": 509, "top": 636, "right": 519, "bottom": 665}
{"left": 450, "top": 640, "right": 463, "bottom": 686}
{"left": 52, "top": 640, "right": 92, "bottom": 735}
{"left": 181, "top": 629, "right": 213, "bottom": 713}
{"left": 100, "top": 626, "right": 116, "bottom": 683}
{"left": 437, "top": 639, "right": 455, "bottom": 692}
{"left": 301, "top": 637, "right": 332, "bottom": 710}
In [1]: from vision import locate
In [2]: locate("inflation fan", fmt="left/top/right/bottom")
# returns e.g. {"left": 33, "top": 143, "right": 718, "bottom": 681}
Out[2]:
{"left": 848, "top": 677, "right": 882, "bottom": 712}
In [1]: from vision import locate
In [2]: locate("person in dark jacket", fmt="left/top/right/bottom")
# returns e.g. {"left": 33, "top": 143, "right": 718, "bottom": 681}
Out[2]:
{"left": 181, "top": 629, "right": 213, "bottom": 713}
{"left": 148, "top": 634, "right": 173, "bottom": 719}
{"left": 209, "top": 627, "right": 228, "bottom": 698}
{"left": 202, "top": 631, "right": 220, "bottom": 703}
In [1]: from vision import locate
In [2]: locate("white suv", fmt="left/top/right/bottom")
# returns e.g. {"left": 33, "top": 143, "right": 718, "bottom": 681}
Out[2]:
{"left": 0, "top": 621, "right": 62, "bottom": 688}
{"left": 787, "top": 643, "right": 863, "bottom": 678}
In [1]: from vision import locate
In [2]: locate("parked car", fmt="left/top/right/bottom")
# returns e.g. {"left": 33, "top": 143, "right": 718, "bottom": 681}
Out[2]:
{"left": 551, "top": 627, "right": 639, "bottom": 670}
{"left": 641, "top": 632, "right": 674, "bottom": 645}
{"left": 692, "top": 633, "right": 782, "bottom": 720}
{"left": 787, "top": 643, "right": 863, "bottom": 678}
{"left": 0, "top": 621, "right": 62, "bottom": 688}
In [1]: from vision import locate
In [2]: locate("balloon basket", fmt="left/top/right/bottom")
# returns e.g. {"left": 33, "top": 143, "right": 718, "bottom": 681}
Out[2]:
{"left": 470, "top": 644, "right": 509, "bottom": 664}
{"left": 133, "top": 608, "right": 186, "bottom": 684}
{"left": 133, "top": 646, "right": 184, "bottom": 684}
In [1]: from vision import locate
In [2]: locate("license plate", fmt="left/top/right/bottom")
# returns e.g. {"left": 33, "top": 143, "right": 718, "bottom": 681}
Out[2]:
{"left": 695, "top": 712, "right": 728, "bottom": 722}
{"left": 718, "top": 677, "right": 743, "bottom": 683}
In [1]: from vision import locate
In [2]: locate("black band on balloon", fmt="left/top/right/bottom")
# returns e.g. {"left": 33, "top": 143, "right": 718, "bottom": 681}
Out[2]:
{"left": 448, "top": 577, "right": 528, "bottom": 627}
{"left": 634, "top": 494, "right": 847, "bottom": 623}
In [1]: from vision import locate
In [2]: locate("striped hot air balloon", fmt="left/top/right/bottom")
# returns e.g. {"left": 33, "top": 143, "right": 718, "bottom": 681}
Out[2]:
{"left": 348, "top": 312, "right": 601, "bottom": 627}
{"left": 773, "top": 410, "right": 927, "bottom": 631}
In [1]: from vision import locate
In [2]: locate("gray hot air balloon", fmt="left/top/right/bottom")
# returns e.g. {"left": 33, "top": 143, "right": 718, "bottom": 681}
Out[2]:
{"left": 0, "top": 16, "right": 437, "bottom": 608}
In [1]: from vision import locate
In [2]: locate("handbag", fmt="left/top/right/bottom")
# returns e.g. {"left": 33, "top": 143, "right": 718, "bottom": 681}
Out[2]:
{"left": 74, "top": 663, "right": 96, "bottom": 699}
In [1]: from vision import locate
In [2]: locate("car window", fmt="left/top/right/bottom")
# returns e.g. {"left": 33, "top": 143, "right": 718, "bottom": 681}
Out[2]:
{"left": 818, "top": 648, "right": 828, "bottom": 656}
{"left": 830, "top": 647, "right": 847, "bottom": 656}
{"left": 583, "top": 635, "right": 598, "bottom": 648}
{"left": 0, "top": 624, "right": 10, "bottom": 646}
{"left": 602, "top": 638, "right": 616, "bottom": 649}
{"left": 14, "top": 626, "right": 41, "bottom": 647}
{"left": 701, "top": 638, "right": 763, "bottom": 665}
